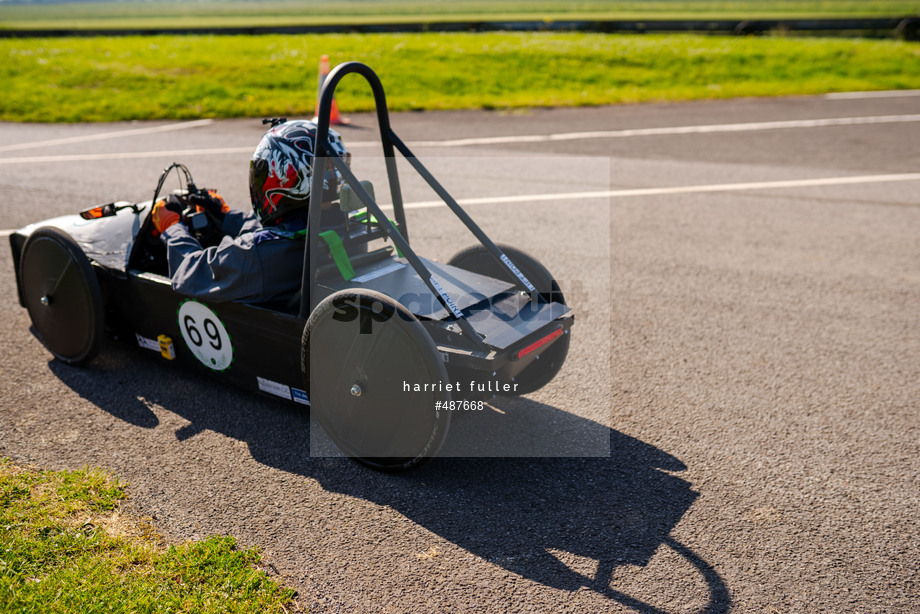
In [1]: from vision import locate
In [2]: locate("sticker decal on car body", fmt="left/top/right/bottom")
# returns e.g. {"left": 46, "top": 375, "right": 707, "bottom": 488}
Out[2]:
{"left": 177, "top": 300, "right": 233, "bottom": 371}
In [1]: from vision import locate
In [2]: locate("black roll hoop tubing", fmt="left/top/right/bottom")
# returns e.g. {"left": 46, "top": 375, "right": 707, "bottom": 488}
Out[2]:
{"left": 301, "top": 61, "right": 538, "bottom": 353}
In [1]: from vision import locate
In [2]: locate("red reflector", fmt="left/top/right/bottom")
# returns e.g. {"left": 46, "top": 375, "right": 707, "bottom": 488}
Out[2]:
{"left": 517, "top": 328, "right": 564, "bottom": 359}
{"left": 80, "top": 206, "right": 106, "bottom": 219}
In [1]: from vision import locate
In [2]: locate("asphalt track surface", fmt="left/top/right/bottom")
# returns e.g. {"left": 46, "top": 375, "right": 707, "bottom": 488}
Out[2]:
{"left": 1, "top": 92, "right": 918, "bottom": 612}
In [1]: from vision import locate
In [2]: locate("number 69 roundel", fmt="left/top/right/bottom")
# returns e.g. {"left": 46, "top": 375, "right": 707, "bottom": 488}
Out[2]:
{"left": 177, "top": 300, "right": 234, "bottom": 371}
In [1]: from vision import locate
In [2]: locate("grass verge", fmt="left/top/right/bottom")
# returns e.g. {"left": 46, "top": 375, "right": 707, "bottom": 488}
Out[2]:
{"left": 3, "top": 32, "right": 920, "bottom": 123}
{"left": 0, "top": 459, "right": 295, "bottom": 614}
{"left": 1, "top": 1, "right": 918, "bottom": 30}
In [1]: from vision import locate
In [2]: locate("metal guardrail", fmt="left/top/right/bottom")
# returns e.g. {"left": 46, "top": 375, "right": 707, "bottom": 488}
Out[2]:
{"left": 0, "top": 17, "right": 917, "bottom": 39}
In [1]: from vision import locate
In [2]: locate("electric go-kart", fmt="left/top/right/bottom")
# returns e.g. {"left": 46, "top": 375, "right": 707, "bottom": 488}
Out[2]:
{"left": 9, "top": 62, "right": 573, "bottom": 470}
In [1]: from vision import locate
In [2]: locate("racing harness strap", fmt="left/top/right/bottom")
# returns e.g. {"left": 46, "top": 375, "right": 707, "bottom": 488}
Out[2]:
{"left": 318, "top": 230, "right": 355, "bottom": 281}
{"left": 348, "top": 209, "right": 405, "bottom": 258}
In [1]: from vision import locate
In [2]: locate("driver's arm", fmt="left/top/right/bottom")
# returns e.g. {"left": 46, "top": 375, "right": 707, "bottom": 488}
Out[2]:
{"left": 161, "top": 222, "right": 265, "bottom": 302}
{"left": 218, "top": 208, "right": 250, "bottom": 236}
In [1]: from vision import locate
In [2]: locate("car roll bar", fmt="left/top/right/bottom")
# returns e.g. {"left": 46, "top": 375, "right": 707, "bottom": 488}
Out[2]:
{"left": 301, "top": 62, "right": 540, "bottom": 351}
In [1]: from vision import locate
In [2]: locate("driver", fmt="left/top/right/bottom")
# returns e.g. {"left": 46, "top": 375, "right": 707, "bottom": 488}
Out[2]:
{"left": 150, "top": 120, "right": 350, "bottom": 303}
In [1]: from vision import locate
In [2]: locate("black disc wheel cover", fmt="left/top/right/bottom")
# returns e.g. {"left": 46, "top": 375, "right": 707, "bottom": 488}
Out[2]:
{"left": 20, "top": 227, "right": 104, "bottom": 365}
{"left": 302, "top": 289, "right": 451, "bottom": 470}
{"left": 447, "top": 244, "right": 570, "bottom": 395}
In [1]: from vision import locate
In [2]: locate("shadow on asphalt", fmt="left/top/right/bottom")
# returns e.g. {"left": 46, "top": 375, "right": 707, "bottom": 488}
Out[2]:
{"left": 49, "top": 342, "right": 730, "bottom": 614}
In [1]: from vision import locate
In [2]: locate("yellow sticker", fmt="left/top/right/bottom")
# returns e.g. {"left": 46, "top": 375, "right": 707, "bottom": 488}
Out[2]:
{"left": 157, "top": 335, "right": 175, "bottom": 360}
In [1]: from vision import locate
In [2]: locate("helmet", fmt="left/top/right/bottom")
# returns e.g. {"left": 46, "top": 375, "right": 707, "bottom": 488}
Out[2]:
{"left": 249, "top": 120, "right": 350, "bottom": 226}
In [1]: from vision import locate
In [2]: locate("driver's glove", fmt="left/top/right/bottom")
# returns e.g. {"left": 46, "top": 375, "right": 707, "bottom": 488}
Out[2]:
{"left": 151, "top": 199, "right": 181, "bottom": 236}
{"left": 191, "top": 190, "right": 231, "bottom": 221}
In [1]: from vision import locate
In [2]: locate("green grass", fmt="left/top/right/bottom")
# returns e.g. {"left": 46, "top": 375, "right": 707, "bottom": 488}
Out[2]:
{"left": 2, "top": 32, "right": 920, "bottom": 122}
{"left": 0, "top": 0, "right": 917, "bottom": 30}
{"left": 0, "top": 460, "right": 295, "bottom": 614}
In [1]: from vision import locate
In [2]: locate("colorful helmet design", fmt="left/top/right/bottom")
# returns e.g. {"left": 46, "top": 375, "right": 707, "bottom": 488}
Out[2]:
{"left": 249, "top": 120, "right": 350, "bottom": 226}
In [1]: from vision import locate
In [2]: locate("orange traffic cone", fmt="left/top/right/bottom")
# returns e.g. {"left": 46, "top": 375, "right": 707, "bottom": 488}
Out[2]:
{"left": 313, "top": 54, "right": 349, "bottom": 126}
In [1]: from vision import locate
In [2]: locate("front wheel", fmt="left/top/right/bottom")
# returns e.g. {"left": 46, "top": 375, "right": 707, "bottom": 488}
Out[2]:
{"left": 19, "top": 227, "right": 104, "bottom": 365}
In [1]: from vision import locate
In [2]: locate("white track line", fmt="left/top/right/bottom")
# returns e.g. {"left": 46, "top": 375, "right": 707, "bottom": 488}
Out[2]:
{"left": 2, "top": 114, "right": 919, "bottom": 164}
{"left": 0, "top": 146, "right": 251, "bottom": 165}
{"left": 0, "top": 119, "right": 215, "bottom": 153}
{"left": 408, "top": 114, "right": 920, "bottom": 147}
{"left": 3, "top": 173, "right": 917, "bottom": 237}
{"left": 825, "top": 90, "right": 920, "bottom": 100}
{"left": 390, "top": 173, "right": 920, "bottom": 210}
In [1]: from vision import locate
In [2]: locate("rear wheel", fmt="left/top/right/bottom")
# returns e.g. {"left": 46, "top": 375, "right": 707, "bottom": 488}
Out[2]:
{"left": 448, "top": 245, "right": 570, "bottom": 395}
{"left": 19, "top": 227, "right": 104, "bottom": 365}
{"left": 302, "top": 289, "right": 451, "bottom": 471}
